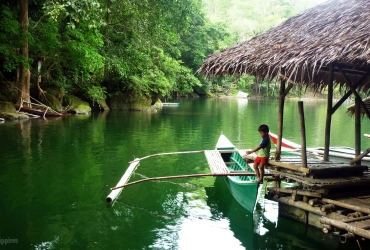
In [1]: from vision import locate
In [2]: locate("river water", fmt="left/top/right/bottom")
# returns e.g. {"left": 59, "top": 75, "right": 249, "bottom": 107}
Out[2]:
{"left": 1, "top": 98, "right": 369, "bottom": 249}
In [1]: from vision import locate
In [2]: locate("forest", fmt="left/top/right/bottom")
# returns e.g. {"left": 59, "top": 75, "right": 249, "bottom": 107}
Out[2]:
{"left": 0, "top": 0, "right": 327, "bottom": 111}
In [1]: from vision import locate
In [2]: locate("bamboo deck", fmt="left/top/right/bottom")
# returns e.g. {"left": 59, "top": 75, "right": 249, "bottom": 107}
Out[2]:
{"left": 204, "top": 150, "right": 230, "bottom": 174}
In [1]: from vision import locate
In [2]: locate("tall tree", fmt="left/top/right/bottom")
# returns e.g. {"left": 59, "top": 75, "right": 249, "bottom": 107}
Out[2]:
{"left": 18, "top": 0, "right": 30, "bottom": 105}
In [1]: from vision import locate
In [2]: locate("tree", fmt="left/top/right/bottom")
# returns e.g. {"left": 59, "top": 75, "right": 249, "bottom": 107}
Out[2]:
{"left": 18, "top": 0, "right": 31, "bottom": 105}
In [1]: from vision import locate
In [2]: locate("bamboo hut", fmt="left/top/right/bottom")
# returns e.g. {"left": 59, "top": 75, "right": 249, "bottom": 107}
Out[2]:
{"left": 199, "top": 0, "right": 370, "bottom": 160}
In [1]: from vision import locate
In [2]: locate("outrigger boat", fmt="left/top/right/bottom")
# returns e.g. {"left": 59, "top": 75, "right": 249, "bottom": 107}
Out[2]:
{"left": 215, "top": 133, "right": 259, "bottom": 213}
{"left": 269, "top": 132, "right": 370, "bottom": 162}
{"left": 107, "top": 133, "right": 264, "bottom": 213}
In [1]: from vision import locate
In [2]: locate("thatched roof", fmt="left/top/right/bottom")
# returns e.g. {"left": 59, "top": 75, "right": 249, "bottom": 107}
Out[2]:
{"left": 347, "top": 96, "right": 370, "bottom": 116}
{"left": 199, "top": 0, "right": 370, "bottom": 92}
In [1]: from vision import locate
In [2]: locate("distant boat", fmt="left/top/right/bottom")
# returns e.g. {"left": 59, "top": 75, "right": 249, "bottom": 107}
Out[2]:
{"left": 216, "top": 133, "right": 259, "bottom": 213}
{"left": 269, "top": 132, "right": 370, "bottom": 162}
{"left": 162, "top": 102, "right": 180, "bottom": 106}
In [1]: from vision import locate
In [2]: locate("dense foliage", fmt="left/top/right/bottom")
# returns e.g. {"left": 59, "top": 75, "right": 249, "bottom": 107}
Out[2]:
{"left": 0, "top": 0, "right": 329, "bottom": 105}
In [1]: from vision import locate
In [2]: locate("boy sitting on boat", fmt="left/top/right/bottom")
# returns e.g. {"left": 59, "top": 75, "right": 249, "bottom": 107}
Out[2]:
{"left": 245, "top": 124, "right": 271, "bottom": 183}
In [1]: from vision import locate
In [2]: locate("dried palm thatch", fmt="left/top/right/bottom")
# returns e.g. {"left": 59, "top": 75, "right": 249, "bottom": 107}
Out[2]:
{"left": 347, "top": 96, "right": 370, "bottom": 116}
{"left": 198, "top": 0, "right": 370, "bottom": 92}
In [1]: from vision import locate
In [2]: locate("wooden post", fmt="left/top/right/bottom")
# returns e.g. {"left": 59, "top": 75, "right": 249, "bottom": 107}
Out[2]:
{"left": 276, "top": 80, "right": 286, "bottom": 160}
{"left": 355, "top": 97, "right": 361, "bottom": 165}
{"left": 298, "top": 101, "right": 307, "bottom": 168}
{"left": 324, "top": 64, "right": 334, "bottom": 161}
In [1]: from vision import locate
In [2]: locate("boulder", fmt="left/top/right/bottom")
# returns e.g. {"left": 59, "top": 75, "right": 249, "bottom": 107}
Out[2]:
{"left": 63, "top": 95, "right": 91, "bottom": 114}
{"left": 108, "top": 92, "right": 157, "bottom": 112}
{"left": 151, "top": 98, "right": 163, "bottom": 109}
{"left": 39, "top": 92, "right": 63, "bottom": 112}
{"left": 0, "top": 111, "right": 29, "bottom": 120}
{"left": 0, "top": 101, "right": 16, "bottom": 113}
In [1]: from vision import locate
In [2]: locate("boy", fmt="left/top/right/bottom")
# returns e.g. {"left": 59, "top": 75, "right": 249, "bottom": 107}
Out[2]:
{"left": 246, "top": 124, "right": 271, "bottom": 184}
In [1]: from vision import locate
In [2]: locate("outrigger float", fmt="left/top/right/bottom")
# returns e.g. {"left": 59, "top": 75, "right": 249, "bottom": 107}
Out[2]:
{"left": 106, "top": 133, "right": 270, "bottom": 213}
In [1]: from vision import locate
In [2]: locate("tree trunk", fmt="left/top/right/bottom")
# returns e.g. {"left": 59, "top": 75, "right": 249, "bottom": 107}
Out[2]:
{"left": 17, "top": 0, "right": 31, "bottom": 106}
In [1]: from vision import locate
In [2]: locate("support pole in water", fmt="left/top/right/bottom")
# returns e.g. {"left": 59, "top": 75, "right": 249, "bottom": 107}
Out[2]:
{"left": 106, "top": 159, "right": 140, "bottom": 203}
{"left": 298, "top": 101, "right": 307, "bottom": 168}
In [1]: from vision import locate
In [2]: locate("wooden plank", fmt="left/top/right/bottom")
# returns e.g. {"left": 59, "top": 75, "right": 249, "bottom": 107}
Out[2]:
{"left": 204, "top": 150, "right": 230, "bottom": 174}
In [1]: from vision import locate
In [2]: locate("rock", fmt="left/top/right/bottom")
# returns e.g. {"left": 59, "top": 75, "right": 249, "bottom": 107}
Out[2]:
{"left": 0, "top": 111, "right": 29, "bottom": 120}
{"left": 151, "top": 98, "right": 163, "bottom": 109}
{"left": 236, "top": 91, "right": 249, "bottom": 98}
{"left": 108, "top": 92, "right": 157, "bottom": 112}
{"left": 0, "top": 101, "right": 16, "bottom": 113}
{"left": 40, "top": 92, "right": 63, "bottom": 112}
{"left": 63, "top": 95, "right": 91, "bottom": 114}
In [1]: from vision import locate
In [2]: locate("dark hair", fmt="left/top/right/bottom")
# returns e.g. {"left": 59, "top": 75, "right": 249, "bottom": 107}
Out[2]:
{"left": 258, "top": 124, "right": 269, "bottom": 133}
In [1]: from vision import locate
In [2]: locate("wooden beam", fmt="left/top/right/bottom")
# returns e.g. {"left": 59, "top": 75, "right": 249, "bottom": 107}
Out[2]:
{"left": 331, "top": 71, "right": 370, "bottom": 114}
{"left": 324, "top": 64, "right": 334, "bottom": 161}
{"left": 284, "top": 83, "right": 294, "bottom": 96}
{"left": 337, "top": 65, "right": 370, "bottom": 119}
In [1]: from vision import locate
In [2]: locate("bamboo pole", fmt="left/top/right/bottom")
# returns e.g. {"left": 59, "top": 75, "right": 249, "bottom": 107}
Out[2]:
{"left": 106, "top": 159, "right": 140, "bottom": 203}
{"left": 324, "top": 63, "right": 334, "bottom": 161}
{"left": 355, "top": 97, "right": 361, "bottom": 165}
{"left": 349, "top": 148, "right": 370, "bottom": 165}
{"left": 298, "top": 101, "right": 307, "bottom": 168}
{"left": 320, "top": 217, "right": 370, "bottom": 240}
{"left": 111, "top": 172, "right": 272, "bottom": 190}
{"left": 322, "top": 198, "right": 370, "bottom": 214}
{"left": 272, "top": 196, "right": 345, "bottom": 219}
{"left": 342, "top": 215, "right": 370, "bottom": 223}
{"left": 276, "top": 80, "right": 286, "bottom": 160}
{"left": 267, "top": 187, "right": 322, "bottom": 198}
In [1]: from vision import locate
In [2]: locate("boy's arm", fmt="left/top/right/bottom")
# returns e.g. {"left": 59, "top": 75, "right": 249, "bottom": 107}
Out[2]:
{"left": 246, "top": 146, "right": 262, "bottom": 155}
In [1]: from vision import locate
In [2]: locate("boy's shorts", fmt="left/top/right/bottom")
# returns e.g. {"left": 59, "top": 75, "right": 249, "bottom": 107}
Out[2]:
{"left": 254, "top": 156, "right": 268, "bottom": 165}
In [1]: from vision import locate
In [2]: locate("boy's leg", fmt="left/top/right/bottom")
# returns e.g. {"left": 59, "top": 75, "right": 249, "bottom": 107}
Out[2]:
{"left": 258, "top": 164, "right": 265, "bottom": 183}
{"left": 253, "top": 163, "right": 260, "bottom": 181}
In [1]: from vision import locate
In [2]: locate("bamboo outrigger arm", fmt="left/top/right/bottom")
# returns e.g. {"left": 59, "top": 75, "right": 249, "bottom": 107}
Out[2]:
{"left": 110, "top": 172, "right": 271, "bottom": 191}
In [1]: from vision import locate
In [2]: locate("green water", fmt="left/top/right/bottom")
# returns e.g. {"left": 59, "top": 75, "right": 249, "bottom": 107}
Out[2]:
{"left": 1, "top": 98, "right": 369, "bottom": 250}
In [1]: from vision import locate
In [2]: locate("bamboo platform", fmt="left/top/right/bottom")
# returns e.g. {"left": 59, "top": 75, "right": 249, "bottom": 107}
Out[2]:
{"left": 244, "top": 154, "right": 368, "bottom": 178}
{"left": 242, "top": 151, "right": 370, "bottom": 242}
